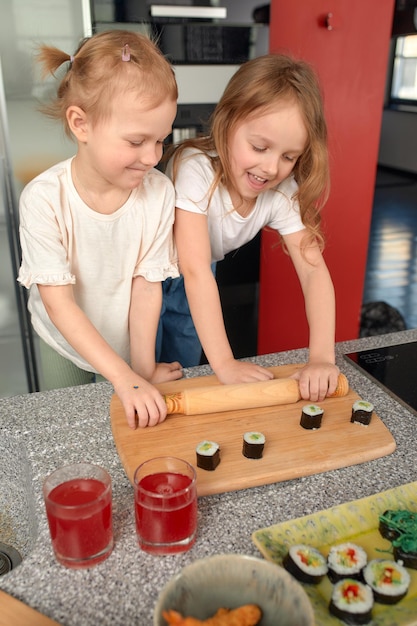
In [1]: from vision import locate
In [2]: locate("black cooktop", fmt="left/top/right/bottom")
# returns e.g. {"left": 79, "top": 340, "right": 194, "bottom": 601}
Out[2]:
{"left": 344, "top": 341, "right": 417, "bottom": 415}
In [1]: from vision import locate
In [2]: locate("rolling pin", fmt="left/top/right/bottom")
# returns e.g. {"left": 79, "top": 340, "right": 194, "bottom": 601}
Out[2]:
{"left": 164, "top": 372, "right": 349, "bottom": 415}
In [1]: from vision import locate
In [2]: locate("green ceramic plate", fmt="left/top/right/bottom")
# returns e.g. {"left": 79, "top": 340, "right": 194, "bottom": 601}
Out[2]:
{"left": 252, "top": 482, "right": 417, "bottom": 625}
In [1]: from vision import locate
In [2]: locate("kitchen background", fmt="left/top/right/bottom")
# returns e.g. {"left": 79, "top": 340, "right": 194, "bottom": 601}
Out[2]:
{"left": 0, "top": 0, "right": 268, "bottom": 397}
{"left": 1, "top": 0, "right": 416, "bottom": 398}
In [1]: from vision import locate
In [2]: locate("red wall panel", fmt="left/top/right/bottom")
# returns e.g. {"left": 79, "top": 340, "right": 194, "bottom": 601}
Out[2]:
{"left": 258, "top": 0, "right": 395, "bottom": 354}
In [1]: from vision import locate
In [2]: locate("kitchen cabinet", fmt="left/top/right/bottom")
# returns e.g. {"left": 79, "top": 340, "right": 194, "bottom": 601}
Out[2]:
{"left": 258, "top": 0, "right": 395, "bottom": 353}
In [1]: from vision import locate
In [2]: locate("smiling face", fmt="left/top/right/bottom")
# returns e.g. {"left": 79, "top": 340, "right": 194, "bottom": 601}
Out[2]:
{"left": 227, "top": 100, "right": 308, "bottom": 209}
{"left": 75, "top": 90, "right": 177, "bottom": 193}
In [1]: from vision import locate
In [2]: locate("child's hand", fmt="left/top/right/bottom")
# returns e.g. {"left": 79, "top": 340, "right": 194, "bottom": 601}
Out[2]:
{"left": 151, "top": 361, "right": 183, "bottom": 384}
{"left": 114, "top": 377, "right": 169, "bottom": 429}
{"left": 292, "top": 362, "right": 340, "bottom": 402}
{"left": 214, "top": 358, "right": 274, "bottom": 385}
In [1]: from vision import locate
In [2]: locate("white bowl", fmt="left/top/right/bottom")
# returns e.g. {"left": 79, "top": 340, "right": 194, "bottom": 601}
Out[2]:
{"left": 154, "top": 553, "right": 314, "bottom": 625}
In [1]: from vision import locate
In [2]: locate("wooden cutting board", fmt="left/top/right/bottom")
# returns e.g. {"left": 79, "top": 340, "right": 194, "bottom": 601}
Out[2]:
{"left": 110, "top": 364, "right": 396, "bottom": 496}
{"left": 0, "top": 591, "right": 60, "bottom": 626}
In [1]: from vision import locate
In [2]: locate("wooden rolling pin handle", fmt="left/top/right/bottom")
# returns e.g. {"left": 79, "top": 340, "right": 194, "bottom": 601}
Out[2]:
{"left": 164, "top": 392, "right": 184, "bottom": 415}
{"left": 164, "top": 372, "right": 349, "bottom": 415}
{"left": 329, "top": 372, "right": 349, "bottom": 398}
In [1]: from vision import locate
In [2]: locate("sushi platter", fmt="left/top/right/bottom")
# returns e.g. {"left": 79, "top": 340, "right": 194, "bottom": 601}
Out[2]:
{"left": 252, "top": 481, "right": 417, "bottom": 625}
{"left": 110, "top": 363, "right": 396, "bottom": 496}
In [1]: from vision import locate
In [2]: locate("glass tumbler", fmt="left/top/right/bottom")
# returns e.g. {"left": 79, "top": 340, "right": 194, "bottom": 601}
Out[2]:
{"left": 43, "top": 462, "right": 113, "bottom": 568}
{"left": 134, "top": 456, "right": 197, "bottom": 555}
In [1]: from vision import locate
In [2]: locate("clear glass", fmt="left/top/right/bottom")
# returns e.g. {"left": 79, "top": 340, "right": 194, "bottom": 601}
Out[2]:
{"left": 43, "top": 462, "right": 113, "bottom": 568}
{"left": 134, "top": 456, "right": 197, "bottom": 555}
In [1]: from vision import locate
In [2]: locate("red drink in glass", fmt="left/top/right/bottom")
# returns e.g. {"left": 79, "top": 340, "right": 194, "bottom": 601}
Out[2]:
{"left": 134, "top": 458, "right": 197, "bottom": 555}
{"left": 43, "top": 464, "right": 113, "bottom": 568}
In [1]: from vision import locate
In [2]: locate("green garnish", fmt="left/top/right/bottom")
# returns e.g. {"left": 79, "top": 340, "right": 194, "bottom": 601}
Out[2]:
{"left": 380, "top": 510, "right": 417, "bottom": 552}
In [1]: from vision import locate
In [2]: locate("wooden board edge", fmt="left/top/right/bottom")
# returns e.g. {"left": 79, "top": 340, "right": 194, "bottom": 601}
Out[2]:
{"left": 0, "top": 591, "right": 61, "bottom": 626}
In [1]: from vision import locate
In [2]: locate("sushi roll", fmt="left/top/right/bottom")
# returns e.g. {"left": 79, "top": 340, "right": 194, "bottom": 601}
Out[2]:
{"left": 363, "top": 558, "right": 410, "bottom": 604}
{"left": 283, "top": 544, "right": 328, "bottom": 584}
{"left": 393, "top": 537, "right": 417, "bottom": 570}
{"left": 242, "top": 431, "right": 265, "bottom": 459}
{"left": 351, "top": 400, "right": 374, "bottom": 426}
{"left": 327, "top": 543, "right": 368, "bottom": 583}
{"left": 196, "top": 440, "right": 220, "bottom": 471}
{"left": 300, "top": 404, "right": 324, "bottom": 430}
{"left": 329, "top": 578, "right": 374, "bottom": 625}
{"left": 379, "top": 509, "right": 417, "bottom": 541}
{"left": 379, "top": 509, "right": 417, "bottom": 569}
{"left": 379, "top": 509, "right": 403, "bottom": 542}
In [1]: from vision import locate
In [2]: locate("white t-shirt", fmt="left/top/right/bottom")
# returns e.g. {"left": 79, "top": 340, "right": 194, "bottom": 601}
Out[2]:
{"left": 167, "top": 148, "right": 305, "bottom": 262}
{"left": 18, "top": 157, "right": 179, "bottom": 372}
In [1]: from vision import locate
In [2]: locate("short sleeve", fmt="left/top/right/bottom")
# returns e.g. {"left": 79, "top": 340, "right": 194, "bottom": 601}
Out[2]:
{"left": 167, "top": 148, "right": 213, "bottom": 215}
{"left": 265, "top": 177, "right": 304, "bottom": 235}
{"left": 132, "top": 170, "right": 179, "bottom": 282}
{"left": 18, "top": 177, "right": 76, "bottom": 289}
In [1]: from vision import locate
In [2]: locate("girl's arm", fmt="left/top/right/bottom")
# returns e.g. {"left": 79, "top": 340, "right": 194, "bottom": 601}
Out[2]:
{"left": 283, "top": 229, "right": 340, "bottom": 401}
{"left": 129, "top": 276, "right": 182, "bottom": 383}
{"left": 175, "top": 208, "right": 273, "bottom": 384}
{"left": 38, "top": 283, "right": 180, "bottom": 428}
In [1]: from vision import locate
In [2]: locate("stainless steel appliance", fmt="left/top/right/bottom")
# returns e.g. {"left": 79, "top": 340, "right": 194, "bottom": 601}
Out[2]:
{"left": 0, "top": 0, "right": 91, "bottom": 397}
{"left": 0, "top": 59, "right": 39, "bottom": 395}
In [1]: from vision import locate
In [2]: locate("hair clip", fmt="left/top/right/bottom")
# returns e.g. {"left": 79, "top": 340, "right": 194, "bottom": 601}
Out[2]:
{"left": 122, "top": 44, "right": 131, "bottom": 62}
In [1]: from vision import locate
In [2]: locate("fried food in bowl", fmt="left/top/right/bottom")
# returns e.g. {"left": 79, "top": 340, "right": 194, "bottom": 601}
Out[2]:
{"left": 154, "top": 554, "right": 314, "bottom": 626}
{"left": 163, "top": 604, "right": 261, "bottom": 625}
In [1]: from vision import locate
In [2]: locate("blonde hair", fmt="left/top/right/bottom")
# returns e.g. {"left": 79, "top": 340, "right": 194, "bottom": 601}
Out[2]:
{"left": 37, "top": 30, "right": 178, "bottom": 138}
{"left": 171, "top": 54, "right": 329, "bottom": 251}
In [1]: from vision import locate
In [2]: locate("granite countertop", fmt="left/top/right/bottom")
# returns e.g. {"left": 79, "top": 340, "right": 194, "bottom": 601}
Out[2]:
{"left": 1, "top": 330, "right": 417, "bottom": 625}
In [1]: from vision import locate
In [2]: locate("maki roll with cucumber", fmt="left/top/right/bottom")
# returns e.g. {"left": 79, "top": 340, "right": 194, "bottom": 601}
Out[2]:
{"left": 242, "top": 431, "right": 265, "bottom": 459}
{"left": 327, "top": 542, "right": 368, "bottom": 583}
{"left": 195, "top": 440, "right": 220, "bottom": 471}
{"left": 329, "top": 578, "right": 374, "bottom": 625}
{"left": 283, "top": 544, "right": 328, "bottom": 584}
{"left": 300, "top": 404, "right": 324, "bottom": 430}
{"left": 351, "top": 400, "right": 374, "bottom": 426}
{"left": 363, "top": 558, "right": 410, "bottom": 604}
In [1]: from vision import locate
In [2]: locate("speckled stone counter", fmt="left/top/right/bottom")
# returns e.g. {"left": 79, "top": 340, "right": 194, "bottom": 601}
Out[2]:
{"left": 1, "top": 330, "right": 417, "bottom": 625}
